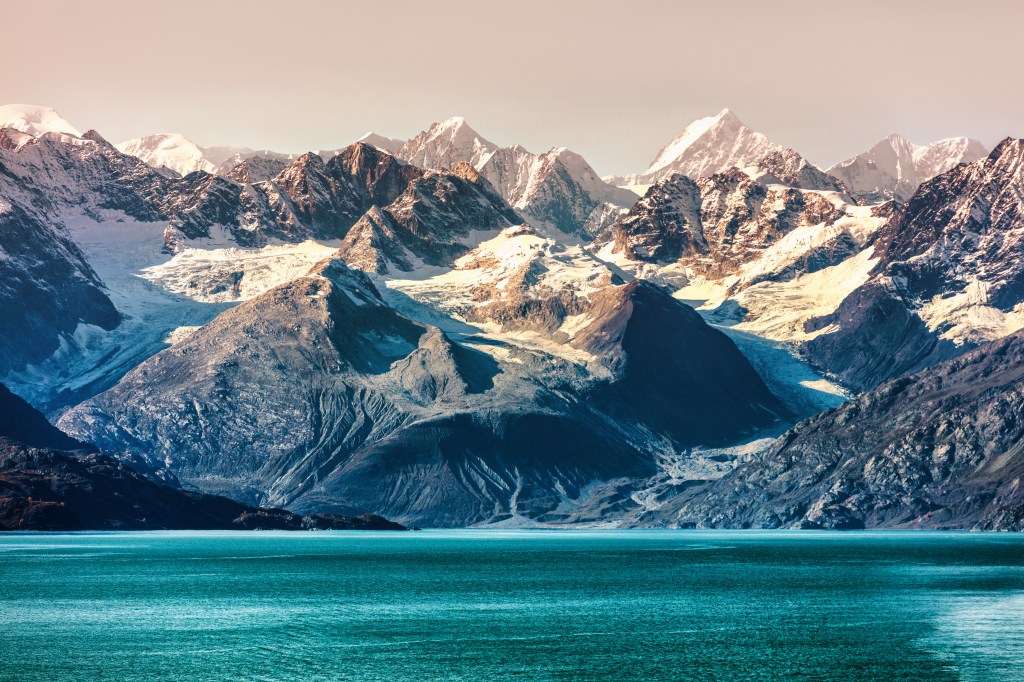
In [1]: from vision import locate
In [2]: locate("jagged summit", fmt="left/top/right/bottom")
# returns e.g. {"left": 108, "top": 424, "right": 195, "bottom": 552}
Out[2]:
{"left": 0, "top": 104, "right": 82, "bottom": 138}
{"left": 116, "top": 133, "right": 307, "bottom": 179}
{"left": 803, "top": 136, "right": 1024, "bottom": 391}
{"left": 829, "top": 133, "right": 988, "bottom": 202}
{"left": 397, "top": 116, "right": 498, "bottom": 170}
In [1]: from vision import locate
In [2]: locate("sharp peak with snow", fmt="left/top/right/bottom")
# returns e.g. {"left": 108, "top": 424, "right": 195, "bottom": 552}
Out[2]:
{"left": 630, "top": 107, "right": 784, "bottom": 184}
{"left": 418, "top": 116, "right": 495, "bottom": 144}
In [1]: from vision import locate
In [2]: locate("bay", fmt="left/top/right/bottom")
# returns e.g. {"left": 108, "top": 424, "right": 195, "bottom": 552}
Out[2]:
{"left": 1, "top": 530, "right": 1022, "bottom": 680}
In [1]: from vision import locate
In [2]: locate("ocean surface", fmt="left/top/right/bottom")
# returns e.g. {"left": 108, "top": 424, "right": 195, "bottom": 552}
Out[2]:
{"left": 1, "top": 530, "right": 1022, "bottom": 681}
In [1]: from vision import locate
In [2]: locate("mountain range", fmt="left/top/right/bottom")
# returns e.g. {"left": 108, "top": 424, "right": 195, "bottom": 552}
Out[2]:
{"left": 1, "top": 102, "right": 1020, "bottom": 530}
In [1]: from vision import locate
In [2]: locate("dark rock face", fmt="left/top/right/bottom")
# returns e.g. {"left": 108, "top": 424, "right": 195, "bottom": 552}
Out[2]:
{"left": 0, "top": 383, "right": 94, "bottom": 452}
{"left": 0, "top": 383, "right": 406, "bottom": 532}
{"left": 59, "top": 258, "right": 788, "bottom": 527}
{"left": 802, "top": 282, "right": 962, "bottom": 393}
{"left": 575, "top": 281, "right": 788, "bottom": 445}
{"left": 380, "top": 163, "right": 521, "bottom": 266}
{"left": 164, "top": 145, "right": 518, "bottom": 268}
{"left": 654, "top": 331, "right": 1024, "bottom": 531}
{"left": 0, "top": 202, "right": 120, "bottom": 376}
{"left": 803, "top": 138, "right": 1024, "bottom": 391}
{"left": 754, "top": 149, "right": 848, "bottom": 193}
{"left": 164, "top": 143, "right": 426, "bottom": 248}
{"left": 0, "top": 441, "right": 406, "bottom": 531}
{"left": 613, "top": 175, "right": 704, "bottom": 262}
{"left": 611, "top": 169, "right": 844, "bottom": 279}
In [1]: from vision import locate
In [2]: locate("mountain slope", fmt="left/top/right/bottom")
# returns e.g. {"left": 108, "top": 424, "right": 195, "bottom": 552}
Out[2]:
{"left": 804, "top": 138, "right": 1024, "bottom": 391}
{"left": 0, "top": 135, "right": 140, "bottom": 375}
{"left": 59, "top": 254, "right": 786, "bottom": 526}
{"left": 655, "top": 330, "right": 1024, "bottom": 531}
{"left": 0, "top": 382, "right": 405, "bottom": 531}
{"left": 479, "top": 145, "right": 638, "bottom": 235}
{"left": 0, "top": 383, "right": 94, "bottom": 452}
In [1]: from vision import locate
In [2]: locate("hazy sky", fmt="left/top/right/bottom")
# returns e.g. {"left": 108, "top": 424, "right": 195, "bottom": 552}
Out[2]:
{"left": 3, "top": 0, "right": 1022, "bottom": 175}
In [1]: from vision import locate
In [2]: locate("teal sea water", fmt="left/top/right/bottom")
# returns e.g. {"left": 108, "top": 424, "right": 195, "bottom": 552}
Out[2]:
{"left": 1, "top": 530, "right": 1023, "bottom": 680}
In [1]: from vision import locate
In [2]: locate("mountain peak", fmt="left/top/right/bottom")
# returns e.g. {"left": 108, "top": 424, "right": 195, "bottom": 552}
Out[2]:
{"left": 831, "top": 133, "right": 990, "bottom": 202}
{"left": 397, "top": 117, "right": 498, "bottom": 170}
{"left": 0, "top": 104, "right": 82, "bottom": 138}
{"left": 990, "top": 137, "right": 1024, "bottom": 162}
{"left": 356, "top": 132, "right": 403, "bottom": 154}
{"left": 427, "top": 116, "right": 487, "bottom": 144}
{"left": 714, "top": 107, "right": 739, "bottom": 122}
{"left": 439, "top": 115, "right": 467, "bottom": 129}
{"left": 640, "top": 108, "right": 780, "bottom": 182}
{"left": 115, "top": 133, "right": 215, "bottom": 176}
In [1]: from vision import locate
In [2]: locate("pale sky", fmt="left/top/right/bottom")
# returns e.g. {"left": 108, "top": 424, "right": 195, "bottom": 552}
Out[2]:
{"left": 2, "top": 0, "right": 1022, "bottom": 176}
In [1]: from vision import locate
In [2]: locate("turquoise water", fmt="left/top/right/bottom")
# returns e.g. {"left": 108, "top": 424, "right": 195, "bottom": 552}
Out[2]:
{"left": 1, "top": 531, "right": 1023, "bottom": 681}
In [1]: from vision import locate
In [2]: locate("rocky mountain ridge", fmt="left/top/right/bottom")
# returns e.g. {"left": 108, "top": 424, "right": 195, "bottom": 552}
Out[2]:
{"left": 0, "top": 382, "right": 406, "bottom": 531}
{"left": 3, "top": 103, "right": 1022, "bottom": 531}
{"left": 58, "top": 254, "right": 786, "bottom": 526}
{"left": 804, "top": 138, "right": 1024, "bottom": 391}
{"left": 653, "top": 330, "right": 1024, "bottom": 531}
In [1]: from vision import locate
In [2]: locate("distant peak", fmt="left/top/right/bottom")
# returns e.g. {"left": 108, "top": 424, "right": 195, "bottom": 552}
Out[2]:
{"left": 356, "top": 132, "right": 403, "bottom": 154}
{"left": 439, "top": 115, "right": 467, "bottom": 128}
{"left": 0, "top": 103, "right": 82, "bottom": 138}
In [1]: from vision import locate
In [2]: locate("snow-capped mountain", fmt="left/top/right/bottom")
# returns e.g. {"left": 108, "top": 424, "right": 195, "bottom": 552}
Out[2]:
{"left": 395, "top": 117, "right": 638, "bottom": 235}
{"left": 115, "top": 133, "right": 219, "bottom": 176}
{"left": 0, "top": 198, "right": 120, "bottom": 378}
{"left": 0, "top": 104, "right": 82, "bottom": 138}
{"left": 606, "top": 167, "right": 864, "bottom": 287}
{"left": 116, "top": 133, "right": 315, "bottom": 178}
{"left": 828, "top": 134, "right": 988, "bottom": 202}
{"left": 397, "top": 116, "right": 498, "bottom": 170}
{"left": 59, "top": 251, "right": 786, "bottom": 526}
{"left": 610, "top": 109, "right": 786, "bottom": 188}
{"left": 477, "top": 145, "right": 639, "bottom": 236}
{"left": 804, "top": 138, "right": 1024, "bottom": 390}
{"left": 4, "top": 101, "right": 1021, "bottom": 530}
